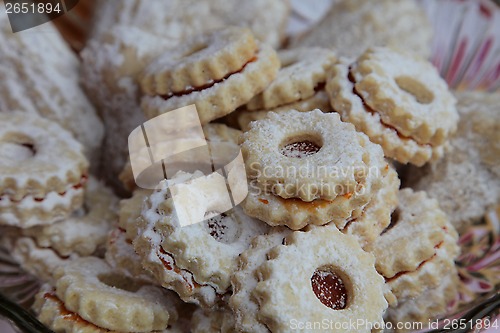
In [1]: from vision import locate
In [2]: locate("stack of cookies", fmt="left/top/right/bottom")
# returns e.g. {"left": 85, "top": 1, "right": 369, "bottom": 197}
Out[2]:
{"left": 1, "top": 1, "right": 497, "bottom": 332}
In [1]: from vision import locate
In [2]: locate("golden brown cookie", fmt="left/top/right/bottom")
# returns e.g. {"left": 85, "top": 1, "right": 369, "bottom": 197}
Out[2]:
{"left": 0, "top": 112, "right": 88, "bottom": 228}
{"left": 327, "top": 60, "right": 446, "bottom": 166}
{"left": 141, "top": 28, "right": 280, "bottom": 124}
{"left": 241, "top": 110, "right": 388, "bottom": 230}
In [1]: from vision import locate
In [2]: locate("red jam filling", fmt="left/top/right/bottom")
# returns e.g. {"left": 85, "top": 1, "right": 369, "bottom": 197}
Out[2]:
{"left": 281, "top": 141, "right": 321, "bottom": 158}
{"left": 159, "top": 56, "right": 258, "bottom": 100}
{"left": 311, "top": 270, "right": 348, "bottom": 310}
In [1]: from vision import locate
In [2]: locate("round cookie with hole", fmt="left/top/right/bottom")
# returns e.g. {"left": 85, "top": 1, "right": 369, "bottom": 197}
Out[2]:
{"left": 241, "top": 109, "right": 388, "bottom": 230}
{"left": 327, "top": 48, "right": 458, "bottom": 166}
{"left": 133, "top": 173, "right": 269, "bottom": 307}
{"left": 140, "top": 27, "right": 280, "bottom": 124}
{"left": 0, "top": 112, "right": 88, "bottom": 228}
{"left": 244, "top": 226, "right": 388, "bottom": 333}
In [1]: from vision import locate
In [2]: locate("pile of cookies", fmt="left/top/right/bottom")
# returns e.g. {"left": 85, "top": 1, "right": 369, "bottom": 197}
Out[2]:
{"left": 0, "top": 1, "right": 498, "bottom": 333}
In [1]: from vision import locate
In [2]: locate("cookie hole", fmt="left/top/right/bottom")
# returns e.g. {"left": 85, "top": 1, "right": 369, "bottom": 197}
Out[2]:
{"left": 280, "top": 135, "right": 323, "bottom": 158}
{"left": 0, "top": 134, "right": 36, "bottom": 164}
{"left": 311, "top": 268, "right": 350, "bottom": 310}
{"left": 381, "top": 208, "right": 400, "bottom": 235}
{"left": 98, "top": 273, "right": 142, "bottom": 292}
{"left": 395, "top": 76, "right": 434, "bottom": 104}
{"left": 184, "top": 42, "right": 209, "bottom": 57}
{"left": 205, "top": 212, "right": 239, "bottom": 244}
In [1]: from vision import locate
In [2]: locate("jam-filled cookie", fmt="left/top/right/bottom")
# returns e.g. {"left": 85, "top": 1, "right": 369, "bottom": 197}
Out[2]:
{"left": 0, "top": 112, "right": 88, "bottom": 228}
{"left": 19, "top": 177, "right": 118, "bottom": 257}
{"left": 140, "top": 27, "right": 280, "bottom": 124}
{"left": 371, "top": 189, "right": 460, "bottom": 302}
{"left": 327, "top": 48, "right": 458, "bottom": 166}
{"left": 235, "top": 226, "right": 388, "bottom": 333}
{"left": 47, "top": 257, "right": 181, "bottom": 332}
{"left": 241, "top": 109, "right": 388, "bottom": 230}
{"left": 133, "top": 173, "right": 269, "bottom": 307}
{"left": 328, "top": 60, "right": 442, "bottom": 166}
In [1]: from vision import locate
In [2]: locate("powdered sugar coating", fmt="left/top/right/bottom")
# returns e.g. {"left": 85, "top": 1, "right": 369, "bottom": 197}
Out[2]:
{"left": 0, "top": 112, "right": 87, "bottom": 197}
{"left": 0, "top": 18, "right": 103, "bottom": 163}
{"left": 351, "top": 47, "right": 458, "bottom": 146}
{"left": 327, "top": 61, "right": 444, "bottom": 166}
{"left": 191, "top": 307, "right": 235, "bottom": 333}
{"left": 81, "top": 26, "right": 176, "bottom": 192}
{"left": 141, "top": 27, "right": 257, "bottom": 95}
{"left": 371, "top": 189, "right": 449, "bottom": 278}
{"left": 388, "top": 227, "right": 459, "bottom": 302}
{"left": 253, "top": 227, "right": 387, "bottom": 333}
{"left": 241, "top": 109, "right": 387, "bottom": 202}
{"left": 0, "top": 184, "right": 84, "bottom": 228}
{"left": 230, "top": 229, "right": 292, "bottom": 333}
{"left": 246, "top": 48, "right": 336, "bottom": 110}
{"left": 0, "top": 113, "right": 88, "bottom": 227}
{"left": 105, "top": 228, "right": 157, "bottom": 284}
{"left": 292, "top": 0, "right": 432, "bottom": 58}
{"left": 139, "top": 178, "right": 269, "bottom": 294}
{"left": 141, "top": 43, "right": 280, "bottom": 124}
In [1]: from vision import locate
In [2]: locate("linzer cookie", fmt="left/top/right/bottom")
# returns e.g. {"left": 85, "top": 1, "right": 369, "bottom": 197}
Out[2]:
{"left": 246, "top": 48, "right": 336, "bottom": 110}
{"left": 387, "top": 228, "right": 459, "bottom": 302}
{"left": 371, "top": 189, "right": 460, "bottom": 302}
{"left": 327, "top": 61, "right": 444, "bottom": 166}
{"left": 230, "top": 228, "right": 292, "bottom": 333}
{"left": 241, "top": 109, "right": 388, "bottom": 230}
{"left": 0, "top": 112, "right": 88, "bottom": 228}
{"left": 51, "top": 257, "right": 180, "bottom": 332}
{"left": 350, "top": 48, "right": 458, "bottom": 146}
{"left": 371, "top": 189, "right": 449, "bottom": 278}
{"left": 141, "top": 28, "right": 258, "bottom": 96}
{"left": 140, "top": 27, "right": 280, "bottom": 124}
{"left": 133, "top": 174, "right": 269, "bottom": 307}
{"left": 19, "top": 177, "right": 118, "bottom": 257}
{"left": 247, "top": 227, "right": 388, "bottom": 333}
